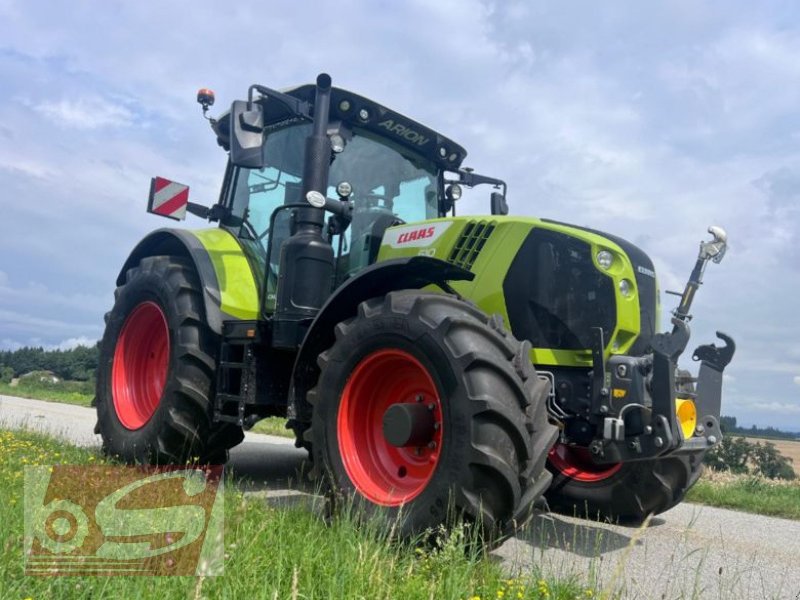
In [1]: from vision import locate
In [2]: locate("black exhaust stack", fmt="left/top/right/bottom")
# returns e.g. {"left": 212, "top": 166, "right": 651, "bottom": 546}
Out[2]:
{"left": 272, "top": 74, "right": 336, "bottom": 349}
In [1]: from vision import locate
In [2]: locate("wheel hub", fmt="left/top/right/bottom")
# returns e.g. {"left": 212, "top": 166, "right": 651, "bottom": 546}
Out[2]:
{"left": 382, "top": 402, "right": 436, "bottom": 447}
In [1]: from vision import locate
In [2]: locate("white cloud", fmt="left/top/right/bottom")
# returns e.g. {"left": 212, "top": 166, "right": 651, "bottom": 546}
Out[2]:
{"left": 735, "top": 359, "right": 800, "bottom": 375}
{"left": 750, "top": 401, "right": 800, "bottom": 415}
{"left": 0, "top": 276, "right": 108, "bottom": 315}
{"left": 0, "top": 156, "right": 60, "bottom": 180}
{"left": 794, "top": 376, "right": 800, "bottom": 386}
{"left": 51, "top": 336, "right": 97, "bottom": 351}
{"left": 0, "top": 308, "right": 102, "bottom": 338}
{"left": 0, "top": 336, "right": 96, "bottom": 351}
{"left": 35, "top": 96, "right": 134, "bottom": 129}
{"left": 0, "top": 338, "right": 23, "bottom": 351}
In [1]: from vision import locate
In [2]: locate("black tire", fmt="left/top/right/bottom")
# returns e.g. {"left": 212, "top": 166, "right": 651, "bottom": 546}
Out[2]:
{"left": 545, "top": 453, "right": 704, "bottom": 523}
{"left": 95, "top": 256, "right": 243, "bottom": 464}
{"left": 306, "top": 291, "right": 558, "bottom": 538}
{"left": 544, "top": 369, "right": 705, "bottom": 523}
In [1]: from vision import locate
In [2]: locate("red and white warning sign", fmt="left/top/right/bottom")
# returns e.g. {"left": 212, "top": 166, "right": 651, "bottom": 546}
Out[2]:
{"left": 147, "top": 177, "right": 190, "bottom": 221}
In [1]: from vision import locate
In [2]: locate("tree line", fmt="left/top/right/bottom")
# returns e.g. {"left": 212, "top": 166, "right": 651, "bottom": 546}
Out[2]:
{"left": 719, "top": 415, "right": 799, "bottom": 441}
{"left": 0, "top": 344, "right": 99, "bottom": 383}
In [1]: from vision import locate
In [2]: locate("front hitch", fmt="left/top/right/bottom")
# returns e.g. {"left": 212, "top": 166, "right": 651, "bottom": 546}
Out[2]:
{"left": 589, "top": 226, "right": 736, "bottom": 463}
{"left": 682, "top": 331, "right": 736, "bottom": 452}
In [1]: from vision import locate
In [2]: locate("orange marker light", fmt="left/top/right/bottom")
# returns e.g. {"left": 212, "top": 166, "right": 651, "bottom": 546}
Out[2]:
{"left": 196, "top": 88, "right": 215, "bottom": 109}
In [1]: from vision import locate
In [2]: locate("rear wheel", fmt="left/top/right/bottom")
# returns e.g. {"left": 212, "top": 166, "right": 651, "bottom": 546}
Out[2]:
{"left": 307, "top": 291, "right": 557, "bottom": 538}
{"left": 96, "top": 256, "right": 243, "bottom": 464}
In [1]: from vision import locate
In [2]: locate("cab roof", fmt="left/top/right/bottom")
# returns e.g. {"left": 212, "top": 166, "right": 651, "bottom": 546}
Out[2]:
{"left": 213, "top": 84, "right": 467, "bottom": 171}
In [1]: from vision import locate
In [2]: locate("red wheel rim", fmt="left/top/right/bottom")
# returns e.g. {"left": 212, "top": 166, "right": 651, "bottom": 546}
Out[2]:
{"left": 111, "top": 301, "right": 170, "bottom": 430}
{"left": 337, "top": 349, "right": 443, "bottom": 506}
{"left": 548, "top": 442, "right": 622, "bottom": 482}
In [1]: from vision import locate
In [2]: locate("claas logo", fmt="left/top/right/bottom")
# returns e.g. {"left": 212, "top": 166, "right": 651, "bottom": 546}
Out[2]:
{"left": 397, "top": 227, "right": 436, "bottom": 244}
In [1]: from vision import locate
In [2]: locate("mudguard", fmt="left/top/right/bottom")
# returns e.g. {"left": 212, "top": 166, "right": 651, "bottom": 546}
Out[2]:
{"left": 288, "top": 256, "right": 474, "bottom": 421}
{"left": 116, "top": 228, "right": 259, "bottom": 335}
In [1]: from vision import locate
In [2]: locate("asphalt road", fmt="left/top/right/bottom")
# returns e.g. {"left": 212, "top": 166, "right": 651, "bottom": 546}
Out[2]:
{"left": 2, "top": 394, "right": 798, "bottom": 599}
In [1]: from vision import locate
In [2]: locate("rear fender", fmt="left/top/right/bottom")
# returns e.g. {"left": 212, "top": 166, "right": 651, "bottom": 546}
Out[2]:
{"left": 116, "top": 228, "right": 259, "bottom": 335}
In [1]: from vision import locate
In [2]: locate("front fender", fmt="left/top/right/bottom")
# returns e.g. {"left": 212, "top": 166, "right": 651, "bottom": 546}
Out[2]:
{"left": 289, "top": 256, "right": 474, "bottom": 422}
{"left": 116, "top": 228, "right": 259, "bottom": 334}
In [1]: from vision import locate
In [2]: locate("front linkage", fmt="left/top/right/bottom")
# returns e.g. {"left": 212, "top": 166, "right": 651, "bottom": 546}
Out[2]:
{"left": 585, "top": 227, "right": 736, "bottom": 464}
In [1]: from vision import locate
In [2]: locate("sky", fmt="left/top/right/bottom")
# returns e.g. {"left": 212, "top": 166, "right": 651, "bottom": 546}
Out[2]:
{"left": 0, "top": 0, "right": 798, "bottom": 430}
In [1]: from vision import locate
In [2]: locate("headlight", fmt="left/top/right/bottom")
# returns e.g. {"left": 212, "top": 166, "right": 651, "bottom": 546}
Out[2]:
{"left": 446, "top": 183, "right": 462, "bottom": 201}
{"left": 596, "top": 250, "right": 614, "bottom": 270}
{"left": 336, "top": 181, "right": 353, "bottom": 198}
{"left": 619, "top": 279, "right": 634, "bottom": 297}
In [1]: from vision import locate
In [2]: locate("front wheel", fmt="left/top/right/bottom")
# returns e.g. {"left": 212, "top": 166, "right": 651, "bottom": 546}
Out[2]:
{"left": 544, "top": 447, "right": 704, "bottom": 523}
{"left": 307, "top": 291, "right": 558, "bottom": 538}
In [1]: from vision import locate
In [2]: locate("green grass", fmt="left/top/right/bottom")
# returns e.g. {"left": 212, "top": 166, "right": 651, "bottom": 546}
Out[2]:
{"left": 686, "top": 470, "right": 800, "bottom": 520}
{"left": 0, "top": 380, "right": 93, "bottom": 407}
{"left": 249, "top": 416, "right": 294, "bottom": 438}
{"left": 0, "top": 428, "right": 593, "bottom": 599}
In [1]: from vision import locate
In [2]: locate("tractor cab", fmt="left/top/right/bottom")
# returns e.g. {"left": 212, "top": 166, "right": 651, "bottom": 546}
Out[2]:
{"left": 150, "top": 78, "right": 508, "bottom": 321}
{"left": 205, "top": 83, "right": 506, "bottom": 314}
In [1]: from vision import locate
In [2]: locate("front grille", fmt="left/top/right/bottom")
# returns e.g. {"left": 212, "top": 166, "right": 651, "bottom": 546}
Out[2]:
{"left": 541, "top": 218, "right": 657, "bottom": 355}
{"left": 503, "top": 228, "right": 617, "bottom": 351}
{"left": 448, "top": 221, "right": 496, "bottom": 270}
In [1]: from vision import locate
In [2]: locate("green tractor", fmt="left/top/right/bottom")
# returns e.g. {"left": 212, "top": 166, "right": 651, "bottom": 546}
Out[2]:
{"left": 95, "top": 73, "right": 735, "bottom": 534}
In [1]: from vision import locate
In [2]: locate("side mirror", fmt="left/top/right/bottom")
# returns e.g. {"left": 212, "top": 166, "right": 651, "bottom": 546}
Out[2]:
{"left": 490, "top": 191, "right": 508, "bottom": 215}
{"left": 229, "top": 100, "right": 266, "bottom": 169}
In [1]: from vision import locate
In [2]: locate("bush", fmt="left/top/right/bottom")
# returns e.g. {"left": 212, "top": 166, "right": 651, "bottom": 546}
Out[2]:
{"left": 0, "top": 366, "right": 13, "bottom": 384}
{"left": 705, "top": 435, "right": 796, "bottom": 480}
{"left": 705, "top": 436, "right": 752, "bottom": 474}
{"left": 751, "top": 441, "right": 796, "bottom": 480}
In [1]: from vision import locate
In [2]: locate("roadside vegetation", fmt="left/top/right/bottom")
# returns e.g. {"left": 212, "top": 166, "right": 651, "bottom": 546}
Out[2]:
{"left": 686, "top": 470, "right": 800, "bottom": 520}
{"left": 687, "top": 434, "right": 799, "bottom": 520}
{"left": 704, "top": 435, "right": 796, "bottom": 480}
{"left": 0, "top": 428, "right": 594, "bottom": 599}
{"left": 0, "top": 375, "right": 93, "bottom": 406}
{"left": 0, "top": 345, "right": 97, "bottom": 406}
{"left": 250, "top": 416, "right": 294, "bottom": 437}
{"left": 0, "top": 345, "right": 98, "bottom": 383}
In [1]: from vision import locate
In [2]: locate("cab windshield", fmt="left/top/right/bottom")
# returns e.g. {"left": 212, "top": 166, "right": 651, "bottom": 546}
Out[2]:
{"left": 228, "top": 123, "right": 439, "bottom": 283}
